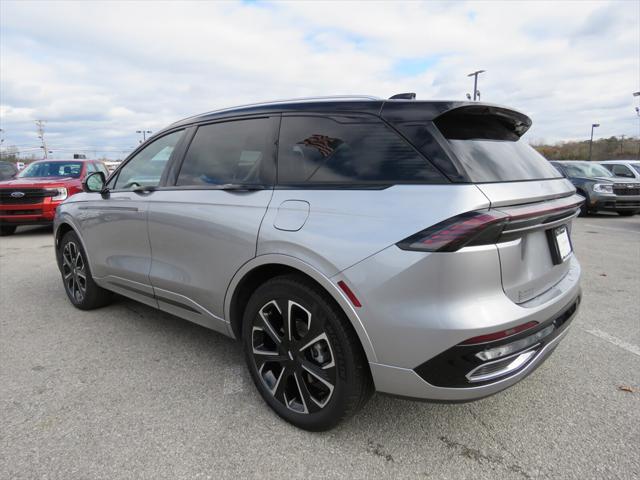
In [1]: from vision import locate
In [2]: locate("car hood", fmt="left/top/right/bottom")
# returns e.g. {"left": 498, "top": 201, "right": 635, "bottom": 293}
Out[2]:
{"left": 0, "top": 177, "right": 77, "bottom": 187}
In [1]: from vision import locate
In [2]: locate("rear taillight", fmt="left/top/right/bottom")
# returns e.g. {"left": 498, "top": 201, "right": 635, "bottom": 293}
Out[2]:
{"left": 396, "top": 210, "right": 508, "bottom": 252}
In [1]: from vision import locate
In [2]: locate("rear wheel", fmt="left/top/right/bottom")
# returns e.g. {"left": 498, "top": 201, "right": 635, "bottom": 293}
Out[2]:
{"left": 617, "top": 211, "right": 636, "bottom": 216}
{"left": 0, "top": 225, "right": 17, "bottom": 236}
{"left": 242, "top": 275, "right": 372, "bottom": 431}
{"left": 58, "top": 231, "right": 112, "bottom": 310}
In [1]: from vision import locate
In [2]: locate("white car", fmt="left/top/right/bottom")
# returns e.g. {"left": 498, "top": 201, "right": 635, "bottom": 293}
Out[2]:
{"left": 600, "top": 160, "right": 640, "bottom": 180}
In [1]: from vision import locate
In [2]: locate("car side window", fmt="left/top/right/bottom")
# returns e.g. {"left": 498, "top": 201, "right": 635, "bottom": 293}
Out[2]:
{"left": 277, "top": 115, "right": 445, "bottom": 185}
{"left": 176, "top": 117, "right": 277, "bottom": 186}
{"left": 114, "top": 130, "right": 184, "bottom": 190}
{"left": 86, "top": 163, "right": 96, "bottom": 174}
{"left": 611, "top": 164, "right": 633, "bottom": 177}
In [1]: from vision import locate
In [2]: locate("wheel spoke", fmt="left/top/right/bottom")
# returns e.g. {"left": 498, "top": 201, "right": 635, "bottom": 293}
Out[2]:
{"left": 259, "top": 300, "right": 283, "bottom": 344}
{"left": 287, "top": 372, "right": 309, "bottom": 414}
{"left": 301, "top": 359, "right": 334, "bottom": 385}
{"left": 287, "top": 300, "right": 312, "bottom": 341}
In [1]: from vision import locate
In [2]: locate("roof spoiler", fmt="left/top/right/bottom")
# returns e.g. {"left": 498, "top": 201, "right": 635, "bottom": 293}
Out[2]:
{"left": 389, "top": 93, "right": 416, "bottom": 100}
{"left": 434, "top": 104, "right": 532, "bottom": 141}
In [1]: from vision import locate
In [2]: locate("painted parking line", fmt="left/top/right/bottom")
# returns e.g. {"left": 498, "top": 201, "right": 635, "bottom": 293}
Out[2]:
{"left": 584, "top": 224, "right": 640, "bottom": 235}
{"left": 584, "top": 328, "right": 640, "bottom": 357}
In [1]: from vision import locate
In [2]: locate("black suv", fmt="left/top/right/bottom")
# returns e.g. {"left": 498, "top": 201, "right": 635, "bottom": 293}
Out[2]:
{"left": 550, "top": 161, "right": 640, "bottom": 216}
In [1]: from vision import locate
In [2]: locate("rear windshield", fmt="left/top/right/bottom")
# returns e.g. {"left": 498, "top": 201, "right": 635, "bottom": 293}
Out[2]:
{"left": 434, "top": 105, "right": 561, "bottom": 183}
{"left": 447, "top": 139, "right": 563, "bottom": 183}
{"left": 18, "top": 161, "right": 83, "bottom": 178}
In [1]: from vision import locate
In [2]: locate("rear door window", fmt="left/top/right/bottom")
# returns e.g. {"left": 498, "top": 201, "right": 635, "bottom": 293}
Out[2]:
{"left": 176, "top": 117, "right": 277, "bottom": 186}
{"left": 277, "top": 115, "right": 445, "bottom": 185}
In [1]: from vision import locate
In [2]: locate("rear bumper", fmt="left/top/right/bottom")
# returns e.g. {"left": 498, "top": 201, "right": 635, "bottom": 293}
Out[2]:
{"left": 336, "top": 242, "right": 582, "bottom": 402}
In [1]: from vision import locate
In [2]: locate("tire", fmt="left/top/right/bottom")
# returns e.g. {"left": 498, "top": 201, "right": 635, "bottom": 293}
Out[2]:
{"left": 57, "top": 230, "right": 112, "bottom": 310}
{"left": 617, "top": 211, "right": 636, "bottom": 216}
{"left": 242, "top": 274, "right": 372, "bottom": 431}
{"left": 579, "top": 202, "right": 593, "bottom": 217}
{"left": 0, "top": 225, "right": 17, "bottom": 236}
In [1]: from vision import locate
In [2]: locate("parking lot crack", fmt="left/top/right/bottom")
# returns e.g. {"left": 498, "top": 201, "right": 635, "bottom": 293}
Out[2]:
{"left": 439, "top": 435, "right": 533, "bottom": 479}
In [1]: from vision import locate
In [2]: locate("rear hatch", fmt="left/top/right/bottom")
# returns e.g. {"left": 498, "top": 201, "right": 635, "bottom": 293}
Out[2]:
{"left": 434, "top": 105, "right": 580, "bottom": 304}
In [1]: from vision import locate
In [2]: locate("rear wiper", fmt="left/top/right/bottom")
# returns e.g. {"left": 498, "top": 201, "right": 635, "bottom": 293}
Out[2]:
{"left": 218, "top": 184, "right": 268, "bottom": 191}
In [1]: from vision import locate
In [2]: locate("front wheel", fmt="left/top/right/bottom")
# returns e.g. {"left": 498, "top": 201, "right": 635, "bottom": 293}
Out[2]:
{"left": 58, "top": 231, "right": 112, "bottom": 310}
{"left": 242, "top": 275, "right": 372, "bottom": 431}
{"left": 617, "top": 211, "right": 637, "bottom": 216}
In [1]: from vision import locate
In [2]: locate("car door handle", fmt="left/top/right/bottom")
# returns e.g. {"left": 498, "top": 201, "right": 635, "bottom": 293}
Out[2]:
{"left": 133, "top": 186, "right": 157, "bottom": 196}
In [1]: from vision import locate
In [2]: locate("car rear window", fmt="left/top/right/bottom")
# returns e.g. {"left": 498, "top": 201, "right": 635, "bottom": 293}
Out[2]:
{"left": 447, "top": 139, "right": 563, "bottom": 183}
{"left": 278, "top": 115, "right": 445, "bottom": 185}
{"left": 435, "top": 106, "right": 562, "bottom": 183}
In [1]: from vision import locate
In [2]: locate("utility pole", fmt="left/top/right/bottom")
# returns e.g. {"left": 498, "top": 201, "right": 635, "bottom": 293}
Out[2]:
{"left": 467, "top": 70, "right": 485, "bottom": 101}
{"left": 136, "top": 130, "right": 152, "bottom": 143}
{"left": 620, "top": 134, "right": 625, "bottom": 155}
{"left": 634, "top": 92, "right": 640, "bottom": 159}
{"left": 35, "top": 120, "right": 48, "bottom": 159}
{"left": 589, "top": 123, "right": 599, "bottom": 161}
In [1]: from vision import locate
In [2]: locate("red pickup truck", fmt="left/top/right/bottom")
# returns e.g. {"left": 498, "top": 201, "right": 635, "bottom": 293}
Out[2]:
{"left": 0, "top": 159, "right": 109, "bottom": 236}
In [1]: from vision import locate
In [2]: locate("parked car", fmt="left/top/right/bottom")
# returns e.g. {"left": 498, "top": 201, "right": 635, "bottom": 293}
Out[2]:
{"left": 104, "top": 160, "right": 122, "bottom": 174}
{"left": 0, "top": 159, "right": 109, "bottom": 235}
{"left": 550, "top": 160, "right": 640, "bottom": 216}
{"left": 0, "top": 161, "right": 18, "bottom": 181}
{"left": 54, "top": 96, "right": 582, "bottom": 430}
{"left": 599, "top": 160, "right": 640, "bottom": 180}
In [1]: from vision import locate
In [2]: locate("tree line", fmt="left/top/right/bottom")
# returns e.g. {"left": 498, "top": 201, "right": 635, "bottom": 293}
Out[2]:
{"left": 531, "top": 136, "right": 640, "bottom": 161}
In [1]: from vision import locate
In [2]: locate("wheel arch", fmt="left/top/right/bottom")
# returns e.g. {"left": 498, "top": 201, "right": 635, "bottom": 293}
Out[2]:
{"left": 54, "top": 219, "right": 95, "bottom": 273}
{"left": 224, "top": 254, "right": 377, "bottom": 363}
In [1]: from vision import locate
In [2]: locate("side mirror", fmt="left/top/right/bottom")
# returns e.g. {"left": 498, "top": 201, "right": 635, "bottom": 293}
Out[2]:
{"left": 83, "top": 171, "right": 106, "bottom": 193}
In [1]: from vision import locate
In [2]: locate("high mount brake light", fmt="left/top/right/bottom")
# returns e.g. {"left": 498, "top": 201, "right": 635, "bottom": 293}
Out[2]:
{"left": 396, "top": 210, "right": 509, "bottom": 252}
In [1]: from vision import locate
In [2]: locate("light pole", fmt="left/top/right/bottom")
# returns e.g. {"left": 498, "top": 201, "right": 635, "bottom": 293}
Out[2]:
{"left": 634, "top": 92, "right": 640, "bottom": 159}
{"left": 136, "top": 130, "right": 152, "bottom": 143}
{"left": 589, "top": 123, "right": 599, "bottom": 161}
{"left": 467, "top": 70, "right": 485, "bottom": 101}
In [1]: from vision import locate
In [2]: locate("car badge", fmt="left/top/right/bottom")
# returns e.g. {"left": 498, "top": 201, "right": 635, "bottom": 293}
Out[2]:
{"left": 10, "top": 191, "right": 25, "bottom": 198}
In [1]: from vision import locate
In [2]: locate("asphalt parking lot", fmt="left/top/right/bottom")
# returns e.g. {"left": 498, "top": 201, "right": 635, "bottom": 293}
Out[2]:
{"left": 1, "top": 215, "right": 638, "bottom": 480}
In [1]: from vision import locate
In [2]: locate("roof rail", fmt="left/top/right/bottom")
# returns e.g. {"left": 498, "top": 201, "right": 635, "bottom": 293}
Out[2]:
{"left": 173, "top": 95, "right": 382, "bottom": 125}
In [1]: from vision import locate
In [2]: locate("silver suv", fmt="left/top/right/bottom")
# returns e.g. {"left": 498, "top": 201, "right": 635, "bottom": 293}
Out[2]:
{"left": 54, "top": 96, "right": 582, "bottom": 430}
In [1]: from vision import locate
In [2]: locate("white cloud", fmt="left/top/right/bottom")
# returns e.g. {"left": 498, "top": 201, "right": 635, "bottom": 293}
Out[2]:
{"left": 0, "top": 0, "right": 638, "bottom": 159}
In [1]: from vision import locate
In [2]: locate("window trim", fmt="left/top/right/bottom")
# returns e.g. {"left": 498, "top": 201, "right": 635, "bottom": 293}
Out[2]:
{"left": 168, "top": 115, "right": 280, "bottom": 189}
{"left": 276, "top": 113, "right": 449, "bottom": 187}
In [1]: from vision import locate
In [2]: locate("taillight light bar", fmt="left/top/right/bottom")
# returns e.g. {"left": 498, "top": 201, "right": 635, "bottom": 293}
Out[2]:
{"left": 396, "top": 210, "right": 509, "bottom": 252}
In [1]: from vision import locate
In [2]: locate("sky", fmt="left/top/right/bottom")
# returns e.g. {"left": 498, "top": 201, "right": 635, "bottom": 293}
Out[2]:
{"left": 1, "top": 0, "right": 639, "bottom": 160}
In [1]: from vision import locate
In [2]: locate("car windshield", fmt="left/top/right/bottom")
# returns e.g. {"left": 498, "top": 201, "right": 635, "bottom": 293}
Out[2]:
{"left": 18, "top": 161, "right": 83, "bottom": 179}
{"left": 561, "top": 162, "right": 613, "bottom": 178}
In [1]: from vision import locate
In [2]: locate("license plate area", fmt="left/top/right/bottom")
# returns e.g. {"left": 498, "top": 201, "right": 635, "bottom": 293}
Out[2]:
{"left": 546, "top": 225, "right": 572, "bottom": 265}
